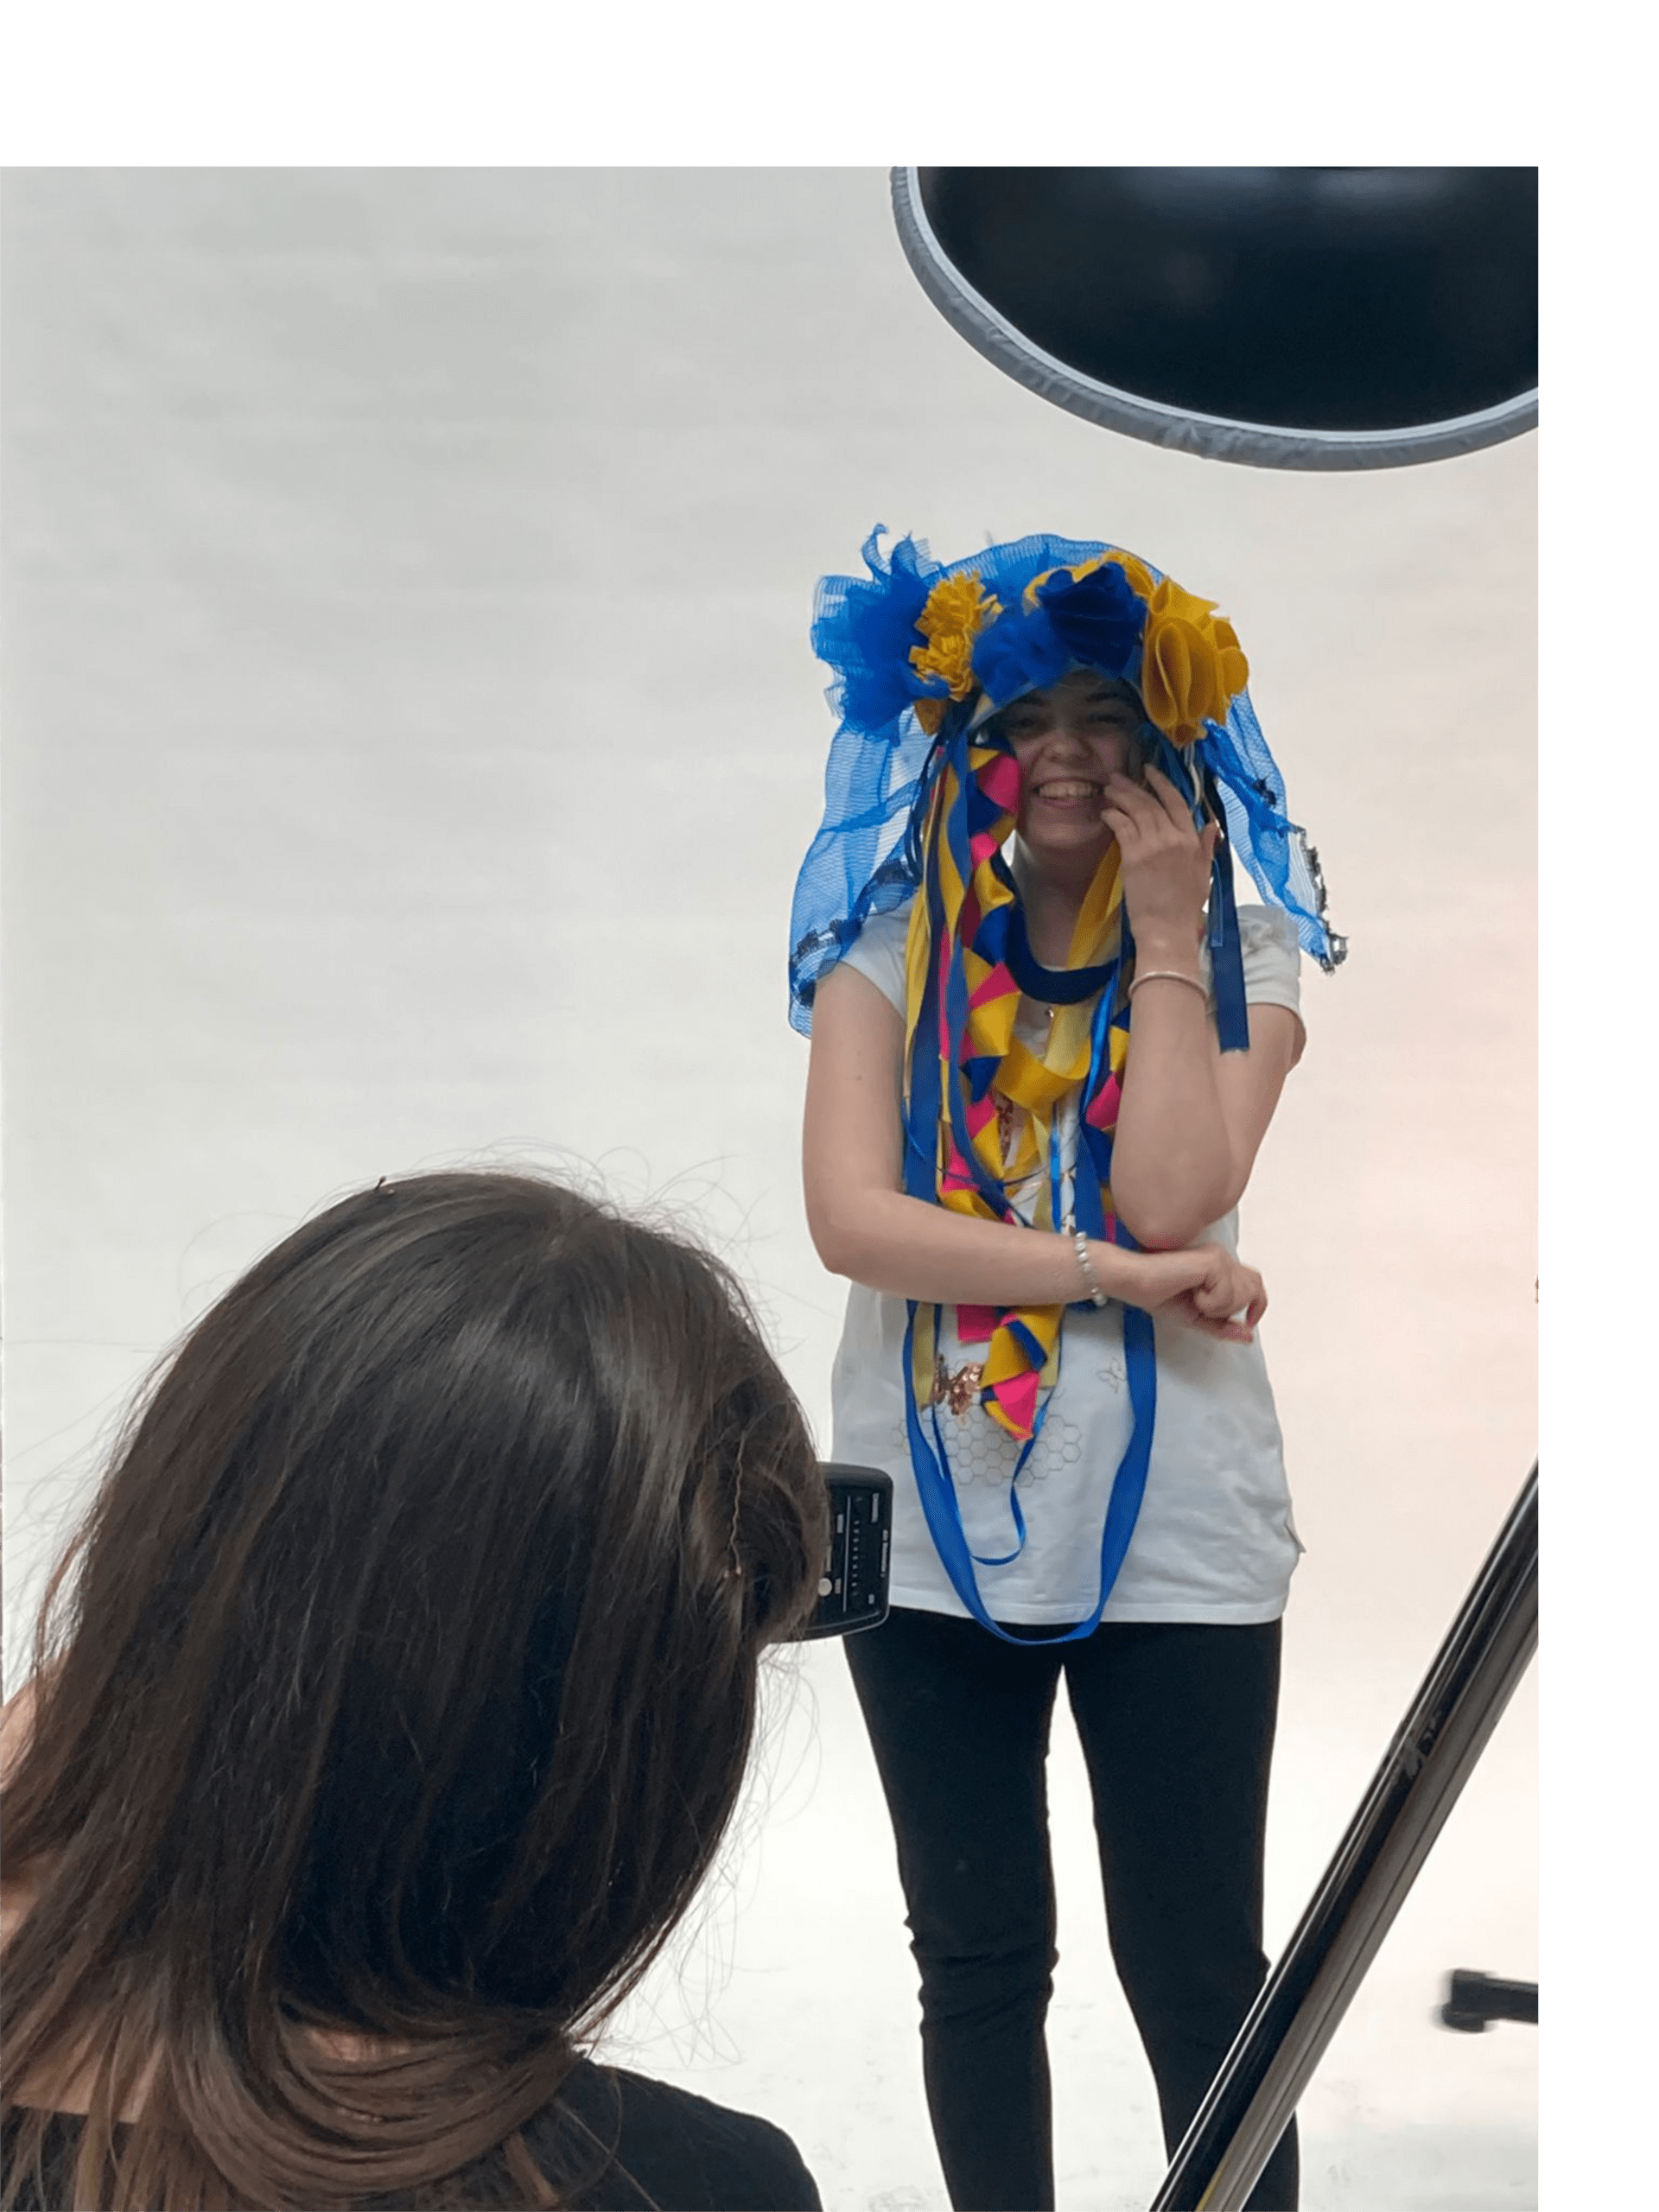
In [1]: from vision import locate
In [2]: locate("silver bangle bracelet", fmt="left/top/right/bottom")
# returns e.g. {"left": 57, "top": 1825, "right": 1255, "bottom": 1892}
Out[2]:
{"left": 1066, "top": 1221, "right": 1109, "bottom": 1308}
{"left": 1128, "top": 967, "right": 1207, "bottom": 1003}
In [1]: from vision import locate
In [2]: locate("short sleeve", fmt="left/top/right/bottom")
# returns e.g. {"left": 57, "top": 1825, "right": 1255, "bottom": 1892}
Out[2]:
{"left": 836, "top": 908, "right": 911, "bottom": 1017}
{"left": 1205, "top": 902, "right": 1306, "bottom": 1062}
{"left": 1236, "top": 904, "right": 1302, "bottom": 1017}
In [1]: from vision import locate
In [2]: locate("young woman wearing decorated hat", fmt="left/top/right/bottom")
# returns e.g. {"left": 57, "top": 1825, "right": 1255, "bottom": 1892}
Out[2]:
{"left": 792, "top": 530, "right": 1344, "bottom": 2212}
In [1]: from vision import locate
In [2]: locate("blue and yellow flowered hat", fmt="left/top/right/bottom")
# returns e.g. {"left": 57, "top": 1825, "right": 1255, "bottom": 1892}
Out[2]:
{"left": 788, "top": 526, "right": 1344, "bottom": 1039}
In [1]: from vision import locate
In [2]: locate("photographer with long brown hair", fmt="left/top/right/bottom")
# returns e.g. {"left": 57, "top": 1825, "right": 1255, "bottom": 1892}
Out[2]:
{"left": 2, "top": 1171, "right": 829, "bottom": 2211}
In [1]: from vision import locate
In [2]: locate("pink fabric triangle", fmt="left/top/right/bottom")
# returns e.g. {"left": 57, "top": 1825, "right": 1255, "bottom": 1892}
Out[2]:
{"left": 990, "top": 1369, "right": 1040, "bottom": 1439}
{"left": 1085, "top": 1073, "right": 1122, "bottom": 1129}
{"left": 969, "top": 963, "right": 1017, "bottom": 1011}
{"left": 941, "top": 1141, "right": 978, "bottom": 1191}
{"left": 979, "top": 753, "right": 1021, "bottom": 811}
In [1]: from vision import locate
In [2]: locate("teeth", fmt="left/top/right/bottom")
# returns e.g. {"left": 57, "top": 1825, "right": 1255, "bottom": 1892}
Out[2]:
{"left": 1035, "top": 781, "right": 1101, "bottom": 798}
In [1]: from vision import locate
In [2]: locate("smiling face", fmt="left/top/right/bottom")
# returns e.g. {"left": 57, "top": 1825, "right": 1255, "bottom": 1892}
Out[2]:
{"left": 988, "top": 669, "right": 1150, "bottom": 877}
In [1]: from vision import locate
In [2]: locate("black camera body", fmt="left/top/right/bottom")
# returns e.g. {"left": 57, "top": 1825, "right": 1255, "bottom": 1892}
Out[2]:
{"left": 800, "top": 1463, "right": 893, "bottom": 1640}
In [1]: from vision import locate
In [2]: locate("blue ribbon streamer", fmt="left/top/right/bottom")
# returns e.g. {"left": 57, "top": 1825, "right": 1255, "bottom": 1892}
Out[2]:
{"left": 901, "top": 1299, "right": 1156, "bottom": 1645}
{"left": 1201, "top": 765, "right": 1250, "bottom": 1054}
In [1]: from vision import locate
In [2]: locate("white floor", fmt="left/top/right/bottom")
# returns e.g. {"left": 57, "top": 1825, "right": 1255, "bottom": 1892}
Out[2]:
{"left": 2, "top": 168, "right": 1537, "bottom": 2209}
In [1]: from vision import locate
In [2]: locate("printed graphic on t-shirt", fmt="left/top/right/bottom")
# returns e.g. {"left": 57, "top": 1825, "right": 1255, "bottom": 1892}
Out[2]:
{"left": 893, "top": 1407, "right": 1082, "bottom": 1487}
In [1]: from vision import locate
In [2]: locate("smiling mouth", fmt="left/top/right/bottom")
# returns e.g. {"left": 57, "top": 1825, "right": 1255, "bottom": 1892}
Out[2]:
{"left": 1032, "top": 779, "right": 1104, "bottom": 802}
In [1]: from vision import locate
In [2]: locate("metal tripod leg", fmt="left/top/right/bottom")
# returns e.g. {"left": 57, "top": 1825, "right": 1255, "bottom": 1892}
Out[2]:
{"left": 1149, "top": 1463, "right": 1538, "bottom": 2212}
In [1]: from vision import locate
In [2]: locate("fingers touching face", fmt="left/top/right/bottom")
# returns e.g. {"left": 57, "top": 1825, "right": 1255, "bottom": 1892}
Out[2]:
{"left": 986, "top": 672, "right": 1212, "bottom": 880}
{"left": 990, "top": 672, "right": 1149, "bottom": 858}
{"left": 1098, "top": 760, "right": 1196, "bottom": 834}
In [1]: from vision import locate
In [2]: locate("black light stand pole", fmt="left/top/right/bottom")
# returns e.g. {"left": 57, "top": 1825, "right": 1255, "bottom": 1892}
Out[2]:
{"left": 1149, "top": 1464, "right": 1538, "bottom": 2212}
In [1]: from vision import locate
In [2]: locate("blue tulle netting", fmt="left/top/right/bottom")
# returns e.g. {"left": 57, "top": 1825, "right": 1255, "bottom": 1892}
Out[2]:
{"left": 788, "top": 529, "right": 1346, "bottom": 1035}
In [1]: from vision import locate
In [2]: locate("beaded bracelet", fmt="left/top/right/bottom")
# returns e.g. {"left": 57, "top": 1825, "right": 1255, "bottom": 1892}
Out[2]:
{"left": 1128, "top": 968, "right": 1207, "bottom": 1004}
{"left": 1068, "top": 1223, "right": 1109, "bottom": 1308}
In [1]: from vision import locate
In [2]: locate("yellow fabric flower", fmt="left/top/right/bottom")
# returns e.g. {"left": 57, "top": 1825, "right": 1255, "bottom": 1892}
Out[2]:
{"left": 1138, "top": 580, "right": 1249, "bottom": 745}
{"left": 909, "top": 571, "right": 1003, "bottom": 708}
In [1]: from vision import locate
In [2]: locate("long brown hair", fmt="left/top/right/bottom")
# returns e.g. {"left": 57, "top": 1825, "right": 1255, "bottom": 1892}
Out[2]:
{"left": 1, "top": 1172, "right": 826, "bottom": 2209}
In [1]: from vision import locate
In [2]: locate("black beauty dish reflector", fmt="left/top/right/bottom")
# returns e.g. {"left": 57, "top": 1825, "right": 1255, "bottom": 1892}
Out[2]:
{"left": 891, "top": 166, "right": 1537, "bottom": 471}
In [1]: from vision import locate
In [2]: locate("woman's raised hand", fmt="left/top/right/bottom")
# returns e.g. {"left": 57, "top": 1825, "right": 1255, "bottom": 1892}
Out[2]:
{"left": 1099, "top": 766, "right": 1217, "bottom": 950}
{"left": 1116, "top": 1243, "right": 1268, "bottom": 1343}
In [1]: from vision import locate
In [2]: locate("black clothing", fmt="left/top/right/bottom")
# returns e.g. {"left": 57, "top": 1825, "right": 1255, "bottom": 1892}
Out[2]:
{"left": 547, "top": 2063, "right": 823, "bottom": 2211}
{"left": 2, "top": 2058, "right": 822, "bottom": 2211}
{"left": 846, "top": 1606, "right": 1299, "bottom": 2212}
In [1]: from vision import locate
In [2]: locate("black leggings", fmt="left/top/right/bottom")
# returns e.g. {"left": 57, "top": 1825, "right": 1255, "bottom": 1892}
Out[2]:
{"left": 845, "top": 1608, "right": 1299, "bottom": 2212}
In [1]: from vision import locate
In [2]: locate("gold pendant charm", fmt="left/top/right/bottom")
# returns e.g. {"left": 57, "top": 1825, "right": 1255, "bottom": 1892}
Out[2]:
{"left": 931, "top": 1356, "right": 986, "bottom": 1416}
{"left": 995, "top": 1091, "right": 1016, "bottom": 1162}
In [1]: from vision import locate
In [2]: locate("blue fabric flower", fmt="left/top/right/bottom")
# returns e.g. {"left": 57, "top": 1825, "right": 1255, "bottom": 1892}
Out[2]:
{"left": 810, "top": 527, "right": 940, "bottom": 743}
{"left": 969, "top": 603, "right": 1073, "bottom": 707}
{"left": 966, "top": 560, "right": 1149, "bottom": 711}
{"left": 1035, "top": 563, "right": 1147, "bottom": 675}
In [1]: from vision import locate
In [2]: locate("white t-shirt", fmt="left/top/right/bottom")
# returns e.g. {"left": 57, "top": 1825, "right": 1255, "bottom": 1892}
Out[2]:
{"left": 828, "top": 902, "right": 1306, "bottom": 1627}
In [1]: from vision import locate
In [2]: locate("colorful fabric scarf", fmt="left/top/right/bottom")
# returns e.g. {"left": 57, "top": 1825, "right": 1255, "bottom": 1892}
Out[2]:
{"left": 897, "top": 705, "right": 1158, "bottom": 1643}
{"left": 902, "top": 717, "right": 1130, "bottom": 1446}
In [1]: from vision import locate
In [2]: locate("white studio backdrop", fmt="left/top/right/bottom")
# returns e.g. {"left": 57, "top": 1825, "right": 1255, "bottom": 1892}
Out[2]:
{"left": 1, "top": 169, "right": 1536, "bottom": 2209}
